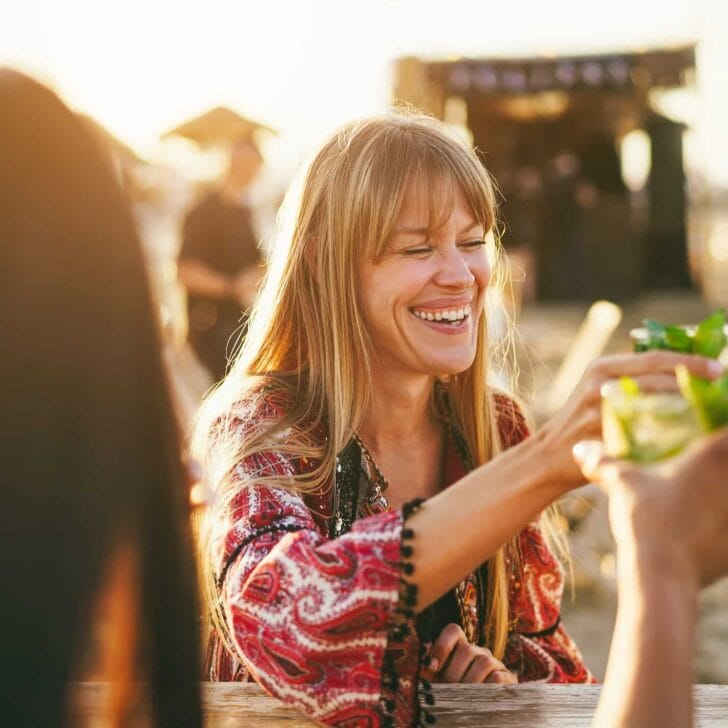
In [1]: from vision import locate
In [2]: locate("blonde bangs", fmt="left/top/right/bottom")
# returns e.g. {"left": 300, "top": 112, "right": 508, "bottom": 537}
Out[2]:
{"left": 362, "top": 124, "right": 498, "bottom": 263}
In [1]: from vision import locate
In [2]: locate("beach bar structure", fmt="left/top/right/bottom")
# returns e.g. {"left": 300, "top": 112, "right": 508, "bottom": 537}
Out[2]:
{"left": 394, "top": 46, "right": 695, "bottom": 300}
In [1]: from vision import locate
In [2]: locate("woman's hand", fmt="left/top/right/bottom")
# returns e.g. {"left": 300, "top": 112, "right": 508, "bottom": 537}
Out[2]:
{"left": 422, "top": 623, "right": 517, "bottom": 684}
{"left": 536, "top": 351, "right": 724, "bottom": 493}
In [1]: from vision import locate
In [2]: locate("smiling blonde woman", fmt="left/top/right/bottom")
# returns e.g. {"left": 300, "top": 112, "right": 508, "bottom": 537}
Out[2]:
{"left": 193, "top": 114, "right": 715, "bottom": 727}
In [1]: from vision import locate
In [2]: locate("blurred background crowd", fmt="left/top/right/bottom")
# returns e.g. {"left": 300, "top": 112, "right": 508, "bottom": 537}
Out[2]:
{"left": 3, "top": 0, "right": 727, "bottom": 683}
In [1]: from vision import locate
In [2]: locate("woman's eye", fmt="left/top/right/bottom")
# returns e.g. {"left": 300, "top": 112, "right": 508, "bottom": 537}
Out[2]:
{"left": 458, "top": 239, "right": 487, "bottom": 250}
{"left": 400, "top": 245, "right": 432, "bottom": 256}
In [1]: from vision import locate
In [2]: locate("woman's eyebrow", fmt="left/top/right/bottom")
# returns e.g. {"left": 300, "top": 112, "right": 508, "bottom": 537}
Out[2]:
{"left": 393, "top": 221, "right": 483, "bottom": 236}
{"left": 393, "top": 225, "right": 429, "bottom": 236}
{"left": 458, "top": 221, "right": 483, "bottom": 235}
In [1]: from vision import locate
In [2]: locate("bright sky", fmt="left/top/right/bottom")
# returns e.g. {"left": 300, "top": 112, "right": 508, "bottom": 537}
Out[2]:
{"left": 3, "top": 0, "right": 728, "bottom": 183}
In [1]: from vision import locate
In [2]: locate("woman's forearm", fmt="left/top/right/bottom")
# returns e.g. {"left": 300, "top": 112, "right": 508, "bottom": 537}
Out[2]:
{"left": 594, "top": 551, "right": 698, "bottom": 728}
{"left": 406, "top": 431, "right": 564, "bottom": 610}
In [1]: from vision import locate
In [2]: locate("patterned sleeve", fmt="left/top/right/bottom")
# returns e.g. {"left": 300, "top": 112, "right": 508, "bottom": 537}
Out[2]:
{"left": 505, "top": 522, "right": 595, "bottom": 683}
{"left": 213, "top": 448, "right": 408, "bottom": 725}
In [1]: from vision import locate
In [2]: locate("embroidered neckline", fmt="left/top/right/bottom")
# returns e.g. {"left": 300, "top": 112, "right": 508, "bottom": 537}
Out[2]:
{"left": 352, "top": 431, "right": 390, "bottom": 512}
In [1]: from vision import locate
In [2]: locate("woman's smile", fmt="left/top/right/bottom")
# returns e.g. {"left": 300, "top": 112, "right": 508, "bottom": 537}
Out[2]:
{"left": 409, "top": 300, "right": 473, "bottom": 335}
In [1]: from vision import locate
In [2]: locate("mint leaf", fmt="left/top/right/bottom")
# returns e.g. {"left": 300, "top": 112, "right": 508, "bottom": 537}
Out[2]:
{"left": 692, "top": 309, "right": 727, "bottom": 358}
{"left": 636, "top": 310, "right": 726, "bottom": 357}
{"left": 640, "top": 319, "right": 668, "bottom": 351}
{"left": 664, "top": 325, "right": 692, "bottom": 353}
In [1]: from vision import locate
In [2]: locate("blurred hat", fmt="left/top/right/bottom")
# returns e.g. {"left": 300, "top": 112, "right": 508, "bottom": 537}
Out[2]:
{"left": 162, "top": 106, "right": 276, "bottom": 148}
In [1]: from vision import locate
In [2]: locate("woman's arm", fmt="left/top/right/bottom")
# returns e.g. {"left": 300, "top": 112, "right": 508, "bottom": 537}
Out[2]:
{"left": 406, "top": 351, "right": 722, "bottom": 610}
{"left": 408, "top": 429, "right": 561, "bottom": 608}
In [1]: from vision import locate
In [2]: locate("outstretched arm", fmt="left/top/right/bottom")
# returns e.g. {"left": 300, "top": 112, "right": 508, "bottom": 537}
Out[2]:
{"left": 408, "top": 351, "right": 722, "bottom": 610}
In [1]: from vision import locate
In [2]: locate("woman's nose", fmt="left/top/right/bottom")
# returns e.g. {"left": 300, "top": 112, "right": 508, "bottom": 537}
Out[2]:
{"left": 433, "top": 247, "right": 477, "bottom": 289}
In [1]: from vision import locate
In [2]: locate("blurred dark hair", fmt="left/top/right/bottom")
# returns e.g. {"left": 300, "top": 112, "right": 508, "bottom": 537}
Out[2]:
{"left": 0, "top": 69, "right": 202, "bottom": 726}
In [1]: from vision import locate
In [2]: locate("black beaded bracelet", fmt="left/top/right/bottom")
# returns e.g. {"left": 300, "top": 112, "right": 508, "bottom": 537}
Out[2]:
{"left": 379, "top": 498, "right": 436, "bottom": 727}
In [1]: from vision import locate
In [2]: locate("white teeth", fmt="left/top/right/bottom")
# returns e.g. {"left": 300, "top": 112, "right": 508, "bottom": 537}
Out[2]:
{"left": 412, "top": 303, "right": 472, "bottom": 322}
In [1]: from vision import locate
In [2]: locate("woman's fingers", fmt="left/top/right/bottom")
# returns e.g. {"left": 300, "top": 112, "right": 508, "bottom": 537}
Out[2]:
{"left": 453, "top": 648, "right": 514, "bottom": 684}
{"left": 439, "top": 642, "right": 487, "bottom": 683}
{"left": 483, "top": 668, "right": 518, "bottom": 685}
{"left": 427, "top": 623, "right": 464, "bottom": 674}
{"left": 594, "top": 351, "right": 724, "bottom": 381}
{"left": 439, "top": 641, "right": 513, "bottom": 683}
{"left": 627, "top": 373, "right": 684, "bottom": 393}
{"left": 426, "top": 623, "right": 518, "bottom": 684}
{"left": 462, "top": 651, "right": 514, "bottom": 683}
{"left": 578, "top": 357, "right": 722, "bottom": 407}
{"left": 438, "top": 640, "right": 472, "bottom": 682}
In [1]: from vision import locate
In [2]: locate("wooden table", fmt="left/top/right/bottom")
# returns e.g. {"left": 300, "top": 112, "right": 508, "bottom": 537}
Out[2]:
{"left": 75, "top": 682, "right": 728, "bottom": 726}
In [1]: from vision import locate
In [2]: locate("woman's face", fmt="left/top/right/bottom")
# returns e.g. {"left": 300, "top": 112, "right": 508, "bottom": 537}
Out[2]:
{"left": 359, "top": 181, "right": 491, "bottom": 380}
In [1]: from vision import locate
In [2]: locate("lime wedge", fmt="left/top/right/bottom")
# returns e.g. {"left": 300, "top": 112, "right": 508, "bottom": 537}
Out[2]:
{"left": 619, "top": 376, "right": 640, "bottom": 397}
{"left": 676, "top": 365, "right": 717, "bottom": 432}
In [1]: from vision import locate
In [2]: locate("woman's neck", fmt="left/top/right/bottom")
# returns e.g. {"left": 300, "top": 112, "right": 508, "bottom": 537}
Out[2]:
{"left": 360, "top": 371, "right": 438, "bottom": 449}
{"left": 358, "top": 370, "right": 446, "bottom": 508}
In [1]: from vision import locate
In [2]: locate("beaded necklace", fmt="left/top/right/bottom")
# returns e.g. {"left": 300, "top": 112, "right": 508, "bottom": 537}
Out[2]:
{"left": 352, "top": 432, "right": 390, "bottom": 513}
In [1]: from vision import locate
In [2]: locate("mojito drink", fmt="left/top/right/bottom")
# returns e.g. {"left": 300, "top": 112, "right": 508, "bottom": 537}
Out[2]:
{"left": 601, "top": 379, "right": 703, "bottom": 463}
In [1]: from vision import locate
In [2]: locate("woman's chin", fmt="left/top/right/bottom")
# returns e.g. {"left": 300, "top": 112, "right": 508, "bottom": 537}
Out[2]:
{"left": 421, "top": 354, "right": 476, "bottom": 378}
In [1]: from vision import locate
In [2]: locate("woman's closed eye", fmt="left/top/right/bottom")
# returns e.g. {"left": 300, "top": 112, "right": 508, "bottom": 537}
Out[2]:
{"left": 458, "top": 239, "right": 487, "bottom": 251}
{"left": 400, "top": 244, "right": 433, "bottom": 257}
{"left": 399, "top": 240, "right": 486, "bottom": 257}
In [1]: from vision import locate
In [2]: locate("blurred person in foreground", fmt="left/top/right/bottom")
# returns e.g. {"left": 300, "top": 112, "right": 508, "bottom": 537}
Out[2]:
{"left": 192, "top": 113, "right": 722, "bottom": 727}
{"left": 0, "top": 69, "right": 202, "bottom": 727}
{"left": 574, "top": 430, "right": 728, "bottom": 728}
{"left": 178, "top": 138, "right": 266, "bottom": 382}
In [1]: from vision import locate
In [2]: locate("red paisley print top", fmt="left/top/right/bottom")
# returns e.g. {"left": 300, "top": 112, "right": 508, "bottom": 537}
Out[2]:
{"left": 205, "top": 391, "right": 594, "bottom": 727}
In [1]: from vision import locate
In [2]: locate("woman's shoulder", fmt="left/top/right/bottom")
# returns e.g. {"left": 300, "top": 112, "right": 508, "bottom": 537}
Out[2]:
{"left": 490, "top": 390, "right": 531, "bottom": 449}
{"left": 216, "top": 376, "right": 294, "bottom": 438}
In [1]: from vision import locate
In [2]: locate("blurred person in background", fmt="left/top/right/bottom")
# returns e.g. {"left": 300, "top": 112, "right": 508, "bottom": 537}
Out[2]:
{"left": 575, "top": 430, "right": 728, "bottom": 728}
{"left": 0, "top": 69, "right": 202, "bottom": 727}
{"left": 192, "top": 114, "right": 720, "bottom": 726}
{"left": 178, "top": 137, "right": 266, "bottom": 382}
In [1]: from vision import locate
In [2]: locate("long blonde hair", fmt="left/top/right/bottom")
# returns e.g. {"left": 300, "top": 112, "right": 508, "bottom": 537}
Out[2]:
{"left": 195, "top": 113, "right": 519, "bottom": 660}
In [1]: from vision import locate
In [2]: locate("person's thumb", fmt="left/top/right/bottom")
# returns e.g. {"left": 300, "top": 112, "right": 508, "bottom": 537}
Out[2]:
{"left": 572, "top": 439, "right": 610, "bottom": 482}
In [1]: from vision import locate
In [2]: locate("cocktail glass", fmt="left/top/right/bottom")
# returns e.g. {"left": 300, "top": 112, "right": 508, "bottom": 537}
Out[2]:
{"left": 601, "top": 379, "right": 703, "bottom": 463}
